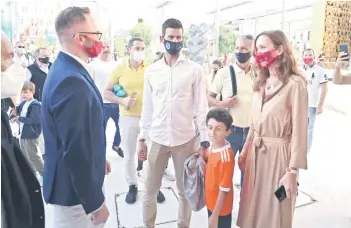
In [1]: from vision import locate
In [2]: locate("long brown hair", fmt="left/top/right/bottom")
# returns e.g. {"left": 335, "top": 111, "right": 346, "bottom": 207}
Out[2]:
{"left": 253, "top": 30, "right": 306, "bottom": 91}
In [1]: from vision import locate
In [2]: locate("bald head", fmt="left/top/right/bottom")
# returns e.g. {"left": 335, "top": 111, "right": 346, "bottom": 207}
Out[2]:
{"left": 99, "top": 40, "right": 111, "bottom": 60}
{"left": 1, "top": 31, "right": 14, "bottom": 72}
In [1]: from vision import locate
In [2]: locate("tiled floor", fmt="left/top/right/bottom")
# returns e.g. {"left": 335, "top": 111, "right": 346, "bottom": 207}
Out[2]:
{"left": 45, "top": 109, "right": 351, "bottom": 228}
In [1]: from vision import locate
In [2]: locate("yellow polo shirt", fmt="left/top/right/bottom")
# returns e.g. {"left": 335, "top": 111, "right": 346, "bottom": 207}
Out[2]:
{"left": 210, "top": 64, "right": 255, "bottom": 128}
{"left": 108, "top": 60, "right": 146, "bottom": 116}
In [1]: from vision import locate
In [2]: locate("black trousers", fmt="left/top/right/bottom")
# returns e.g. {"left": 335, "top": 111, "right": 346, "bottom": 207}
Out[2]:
{"left": 207, "top": 209, "right": 232, "bottom": 228}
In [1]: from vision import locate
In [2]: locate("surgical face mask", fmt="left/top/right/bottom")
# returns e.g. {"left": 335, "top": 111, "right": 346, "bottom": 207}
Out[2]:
{"left": 16, "top": 47, "right": 25, "bottom": 54}
{"left": 1, "top": 62, "right": 26, "bottom": 99}
{"left": 132, "top": 51, "right": 145, "bottom": 62}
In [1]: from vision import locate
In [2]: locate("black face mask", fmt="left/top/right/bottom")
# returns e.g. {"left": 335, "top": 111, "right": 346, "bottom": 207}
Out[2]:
{"left": 235, "top": 52, "right": 251, "bottom": 64}
{"left": 38, "top": 57, "right": 49, "bottom": 64}
{"left": 164, "top": 40, "right": 183, "bottom": 56}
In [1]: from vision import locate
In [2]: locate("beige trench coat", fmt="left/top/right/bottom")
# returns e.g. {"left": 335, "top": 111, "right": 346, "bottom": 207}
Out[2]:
{"left": 237, "top": 75, "right": 308, "bottom": 228}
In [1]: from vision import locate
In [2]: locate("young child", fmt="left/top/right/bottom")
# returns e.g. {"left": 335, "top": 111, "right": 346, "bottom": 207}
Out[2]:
{"left": 205, "top": 108, "right": 235, "bottom": 228}
{"left": 13, "top": 81, "right": 44, "bottom": 179}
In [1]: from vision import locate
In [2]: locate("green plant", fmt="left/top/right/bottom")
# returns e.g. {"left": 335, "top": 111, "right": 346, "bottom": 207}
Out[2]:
{"left": 129, "top": 22, "right": 152, "bottom": 47}
{"left": 219, "top": 26, "right": 236, "bottom": 55}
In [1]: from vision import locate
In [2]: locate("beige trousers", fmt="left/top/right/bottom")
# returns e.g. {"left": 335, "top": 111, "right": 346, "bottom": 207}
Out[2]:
{"left": 143, "top": 137, "right": 198, "bottom": 228}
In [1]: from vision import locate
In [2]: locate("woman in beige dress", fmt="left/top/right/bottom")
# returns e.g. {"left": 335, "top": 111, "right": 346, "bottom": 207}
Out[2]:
{"left": 237, "top": 30, "right": 308, "bottom": 228}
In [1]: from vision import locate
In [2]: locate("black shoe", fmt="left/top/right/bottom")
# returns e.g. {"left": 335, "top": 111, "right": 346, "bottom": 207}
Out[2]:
{"left": 157, "top": 190, "right": 165, "bottom": 203}
{"left": 112, "top": 146, "right": 124, "bottom": 158}
{"left": 125, "top": 185, "right": 138, "bottom": 204}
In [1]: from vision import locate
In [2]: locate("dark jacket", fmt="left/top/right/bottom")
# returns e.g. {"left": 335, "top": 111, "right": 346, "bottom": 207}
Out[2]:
{"left": 1, "top": 109, "right": 45, "bottom": 228}
{"left": 41, "top": 51, "right": 106, "bottom": 214}
{"left": 28, "top": 62, "right": 52, "bottom": 101}
{"left": 16, "top": 99, "right": 41, "bottom": 139}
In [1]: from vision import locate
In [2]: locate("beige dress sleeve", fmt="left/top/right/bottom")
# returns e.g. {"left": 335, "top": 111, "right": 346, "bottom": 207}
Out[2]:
{"left": 289, "top": 78, "right": 308, "bottom": 169}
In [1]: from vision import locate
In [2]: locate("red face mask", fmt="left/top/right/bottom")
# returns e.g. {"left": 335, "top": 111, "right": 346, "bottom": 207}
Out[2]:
{"left": 254, "top": 49, "right": 278, "bottom": 69}
{"left": 303, "top": 57, "right": 314, "bottom": 65}
{"left": 81, "top": 36, "right": 102, "bottom": 58}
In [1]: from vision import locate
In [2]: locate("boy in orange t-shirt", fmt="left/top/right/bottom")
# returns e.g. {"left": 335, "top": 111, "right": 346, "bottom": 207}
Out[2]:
{"left": 205, "top": 108, "right": 235, "bottom": 228}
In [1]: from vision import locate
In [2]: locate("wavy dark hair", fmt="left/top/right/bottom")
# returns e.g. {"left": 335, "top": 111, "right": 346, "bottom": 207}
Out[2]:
{"left": 253, "top": 30, "right": 306, "bottom": 91}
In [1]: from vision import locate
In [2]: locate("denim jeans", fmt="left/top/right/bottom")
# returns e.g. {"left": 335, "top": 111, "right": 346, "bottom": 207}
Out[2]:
{"left": 103, "top": 103, "right": 121, "bottom": 147}
{"left": 307, "top": 107, "right": 317, "bottom": 153}
{"left": 226, "top": 125, "right": 249, "bottom": 187}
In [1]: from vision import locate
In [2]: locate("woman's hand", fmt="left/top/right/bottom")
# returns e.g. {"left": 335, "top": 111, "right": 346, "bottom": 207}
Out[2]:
{"left": 238, "top": 144, "right": 250, "bottom": 171}
{"left": 279, "top": 171, "right": 298, "bottom": 199}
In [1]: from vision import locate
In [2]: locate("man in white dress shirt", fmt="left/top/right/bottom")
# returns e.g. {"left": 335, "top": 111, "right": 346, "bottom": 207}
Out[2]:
{"left": 13, "top": 41, "right": 29, "bottom": 68}
{"left": 90, "top": 41, "right": 123, "bottom": 157}
{"left": 138, "top": 18, "right": 209, "bottom": 228}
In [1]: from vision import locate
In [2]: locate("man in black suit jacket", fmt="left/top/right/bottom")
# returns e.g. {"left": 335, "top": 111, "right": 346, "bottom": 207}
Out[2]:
{"left": 1, "top": 30, "right": 45, "bottom": 228}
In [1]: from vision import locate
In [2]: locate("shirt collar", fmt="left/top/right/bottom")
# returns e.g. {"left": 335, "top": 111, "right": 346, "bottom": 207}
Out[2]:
{"left": 62, "top": 51, "right": 92, "bottom": 75}
{"left": 160, "top": 54, "right": 187, "bottom": 67}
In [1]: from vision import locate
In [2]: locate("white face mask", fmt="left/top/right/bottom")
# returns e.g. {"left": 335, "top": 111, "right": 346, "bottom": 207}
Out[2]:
{"left": 132, "top": 51, "right": 145, "bottom": 62}
{"left": 16, "top": 47, "right": 25, "bottom": 55}
{"left": 1, "top": 62, "right": 26, "bottom": 99}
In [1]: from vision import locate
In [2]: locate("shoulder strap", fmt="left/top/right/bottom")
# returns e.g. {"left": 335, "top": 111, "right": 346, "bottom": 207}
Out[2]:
{"left": 229, "top": 65, "right": 237, "bottom": 96}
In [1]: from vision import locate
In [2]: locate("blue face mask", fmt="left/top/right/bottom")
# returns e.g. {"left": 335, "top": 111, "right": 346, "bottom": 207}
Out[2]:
{"left": 164, "top": 40, "right": 183, "bottom": 56}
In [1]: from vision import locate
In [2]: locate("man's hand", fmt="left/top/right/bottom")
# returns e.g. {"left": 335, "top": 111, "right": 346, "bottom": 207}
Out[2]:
{"left": 220, "top": 96, "right": 237, "bottom": 109}
{"left": 316, "top": 105, "right": 323, "bottom": 115}
{"left": 138, "top": 140, "right": 148, "bottom": 161}
{"left": 105, "top": 160, "right": 111, "bottom": 175}
{"left": 91, "top": 203, "right": 109, "bottom": 225}
{"left": 336, "top": 52, "right": 349, "bottom": 68}
{"left": 121, "top": 96, "right": 136, "bottom": 109}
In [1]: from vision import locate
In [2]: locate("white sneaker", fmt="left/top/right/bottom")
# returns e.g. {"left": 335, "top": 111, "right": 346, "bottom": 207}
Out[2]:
{"left": 163, "top": 168, "right": 176, "bottom": 181}
{"left": 137, "top": 170, "right": 145, "bottom": 183}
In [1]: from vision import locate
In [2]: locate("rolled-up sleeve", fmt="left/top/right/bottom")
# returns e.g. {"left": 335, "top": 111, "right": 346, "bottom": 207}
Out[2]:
{"left": 193, "top": 66, "right": 209, "bottom": 142}
{"left": 139, "top": 68, "right": 153, "bottom": 140}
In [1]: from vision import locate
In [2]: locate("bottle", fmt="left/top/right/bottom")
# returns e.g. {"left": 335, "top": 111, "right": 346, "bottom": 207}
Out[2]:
{"left": 126, "top": 91, "right": 137, "bottom": 111}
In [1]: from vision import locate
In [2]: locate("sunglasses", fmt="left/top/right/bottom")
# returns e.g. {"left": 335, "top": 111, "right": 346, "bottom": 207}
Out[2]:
{"left": 17, "top": 46, "right": 25, "bottom": 48}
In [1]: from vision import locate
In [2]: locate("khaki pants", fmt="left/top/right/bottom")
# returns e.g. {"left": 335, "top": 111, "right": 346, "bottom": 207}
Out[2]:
{"left": 143, "top": 137, "right": 198, "bottom": 228}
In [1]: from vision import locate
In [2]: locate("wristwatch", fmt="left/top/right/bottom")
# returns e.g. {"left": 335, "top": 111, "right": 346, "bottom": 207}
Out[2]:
{"left": 200, "top": 141, "right": 210, "bottom": 149}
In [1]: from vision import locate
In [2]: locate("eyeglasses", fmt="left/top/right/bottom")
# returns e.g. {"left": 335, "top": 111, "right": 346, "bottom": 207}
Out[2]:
{"left": 17, "top": 46, "right": 25, "bottom": 48}
{"left": 75, "top": 32, "right": 102, "bottom": 40}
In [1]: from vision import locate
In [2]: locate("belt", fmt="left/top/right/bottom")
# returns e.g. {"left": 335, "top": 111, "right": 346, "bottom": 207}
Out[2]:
{"left": 247, "top": 134, "right": 291, "bottom": 189}
{"left": 253, "top": 135, "right": 291, "bottom": 149}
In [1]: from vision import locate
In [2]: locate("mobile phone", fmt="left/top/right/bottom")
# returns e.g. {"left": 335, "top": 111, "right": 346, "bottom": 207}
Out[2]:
{"left": 274, "top": 185, "right": 287, "bottom": 202}
{"left": 340, "top": 44, "right": 349, "bottom": 60}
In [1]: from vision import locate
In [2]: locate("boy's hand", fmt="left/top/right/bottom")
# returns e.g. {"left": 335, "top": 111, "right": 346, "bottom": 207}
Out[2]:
{"left": 208, "top": 215, "right": 218, "bottom": 228}
{"left": 12, "top": 116, "right": 19, "bottom": 123}
{"left": 198, "top": 147, "right": 207, "bottom": 160}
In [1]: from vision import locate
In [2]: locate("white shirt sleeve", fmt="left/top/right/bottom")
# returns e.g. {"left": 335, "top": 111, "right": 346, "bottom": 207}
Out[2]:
{"left": 139, "top": 68, "right": 153, "bottom": 140}
{"left": 25, "top": 68, "right": 32, "bottom": 81}
{"left": 193, "top": 65, "right": 210, "bottom": 142}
